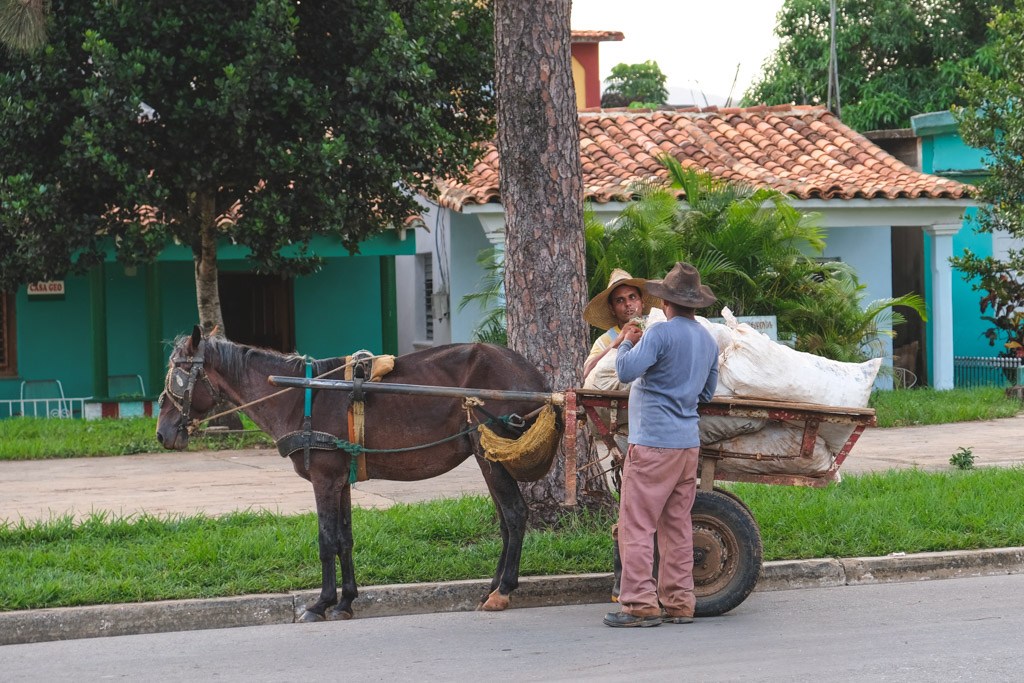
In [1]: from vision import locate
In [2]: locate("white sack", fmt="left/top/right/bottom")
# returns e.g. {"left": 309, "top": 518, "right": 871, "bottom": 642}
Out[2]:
{"left": 711, "top": 421, "right": 833, "bottom": 477}
{"left": 695, "top": 316, "right": 734, "bottom": 355}
{"left": 716, "top": 308, "right": 881, "bottom": 408}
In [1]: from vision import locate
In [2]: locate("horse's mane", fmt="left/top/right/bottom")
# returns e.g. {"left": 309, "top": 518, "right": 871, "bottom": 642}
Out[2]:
{"left": 173, "top": 334, "right": 339, "bottom": 386}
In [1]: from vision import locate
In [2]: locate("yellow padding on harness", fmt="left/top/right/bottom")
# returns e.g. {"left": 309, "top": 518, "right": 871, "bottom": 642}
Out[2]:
{"left": 343, "top": 353, "right": 394, "bottom": 483}
{"left": 343, "top": 355, "right": 395, "bottom": 381}
{"left": 478, "top": 405, "right": 561, "bottom": 482}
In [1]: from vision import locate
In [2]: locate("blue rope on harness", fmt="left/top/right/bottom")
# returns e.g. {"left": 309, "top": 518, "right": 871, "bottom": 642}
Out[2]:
{"left": 304, "top": 357, "right": 313, "bottom": 414}
{"left": 301, "top": 358, "right": 314, "bottom": 471}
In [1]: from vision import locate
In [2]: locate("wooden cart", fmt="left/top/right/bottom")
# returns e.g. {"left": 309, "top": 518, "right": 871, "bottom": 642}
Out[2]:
{"left": 562, "top": 388, "right": 877, "bottom": 616}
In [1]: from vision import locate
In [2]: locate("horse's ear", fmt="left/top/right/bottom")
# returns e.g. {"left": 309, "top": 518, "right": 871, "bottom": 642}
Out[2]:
{"left": 190, "top": 325, "right": 202, "bottom": 350}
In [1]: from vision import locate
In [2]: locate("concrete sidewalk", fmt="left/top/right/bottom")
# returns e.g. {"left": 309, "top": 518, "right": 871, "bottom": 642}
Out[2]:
{"left": 2, "top": 416, "right": 1023, "bottom": 645}
{"left": 2, "top": 415, "right": 1023, "bottom": 523}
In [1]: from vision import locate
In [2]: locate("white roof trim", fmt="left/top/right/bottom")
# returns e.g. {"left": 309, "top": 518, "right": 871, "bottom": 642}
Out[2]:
{"left": 432, "top": 196, "right": 976, "bottom": 231}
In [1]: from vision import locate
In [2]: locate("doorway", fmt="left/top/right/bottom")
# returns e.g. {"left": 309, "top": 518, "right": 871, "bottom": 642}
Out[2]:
{"left": 890, "top": 227, "right": 927, "bottom": 386}
{"left": 218, "top": 273, "right": 295, "bottom": 352}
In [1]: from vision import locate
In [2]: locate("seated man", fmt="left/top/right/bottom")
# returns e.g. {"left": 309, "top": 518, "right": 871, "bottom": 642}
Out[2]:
{"left": 583, "top": 269, "right": 659, "bottom": 381}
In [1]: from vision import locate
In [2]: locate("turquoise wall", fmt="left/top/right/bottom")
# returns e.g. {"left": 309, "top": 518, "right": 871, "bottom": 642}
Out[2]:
{"left": 106, "top": 265, "right": 151, "bottom": 385}
{"left": 0, "top": 274, "right": 95, "bottom": 400}
{"left": 294, "top": 257, "right": 385, "bottom": 357}
{"left": 1, "top": 231, "right": 413, "bottom": 404}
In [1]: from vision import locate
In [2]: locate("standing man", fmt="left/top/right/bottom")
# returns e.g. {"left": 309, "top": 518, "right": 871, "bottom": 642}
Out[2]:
{"left": 603, "top": 262, "right": 719, "bottom": 628}
{"left": 583, "top": 269, "right": 658, "bottom": 380}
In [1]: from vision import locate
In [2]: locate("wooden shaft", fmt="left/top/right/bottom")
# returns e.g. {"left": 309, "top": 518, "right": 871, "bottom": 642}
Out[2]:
{"left": 268, "top": 375, "right": 564, "bottom": 406}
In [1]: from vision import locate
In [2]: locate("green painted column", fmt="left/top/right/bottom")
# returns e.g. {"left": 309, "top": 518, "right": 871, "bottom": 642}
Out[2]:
{"left": 379, "top": 256, "right": 398, "bottom": 355}
{"left": 90, "top": 265, "right": 109, "bottom": 398}
{"left": 146, "top": 263, "right": 163, "bottom": 397}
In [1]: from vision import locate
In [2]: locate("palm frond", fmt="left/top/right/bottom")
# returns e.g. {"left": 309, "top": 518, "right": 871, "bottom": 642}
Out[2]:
{"left": 0, "top": 0, "right": 49, "bottom": 54}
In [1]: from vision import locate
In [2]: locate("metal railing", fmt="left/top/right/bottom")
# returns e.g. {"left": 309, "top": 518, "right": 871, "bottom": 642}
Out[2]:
{"left": 0, "top": 397, "right": 89, "bottom": 419}
{"left": 954, "top": 356, "right": 1023, "bottom": 388}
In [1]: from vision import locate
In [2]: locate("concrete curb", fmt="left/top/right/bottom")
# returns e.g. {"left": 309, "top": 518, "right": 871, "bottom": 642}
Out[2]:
{"left": 3, "top": 547, "right": 1023, "bottom": 646}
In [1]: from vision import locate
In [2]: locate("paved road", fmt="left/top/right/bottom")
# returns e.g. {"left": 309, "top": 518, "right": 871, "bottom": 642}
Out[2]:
{"left": 2, "top": 415, "right": 1023, "bottom": 523}
{"left": 3, "top": 574, "right": 1022, "bottom": 681}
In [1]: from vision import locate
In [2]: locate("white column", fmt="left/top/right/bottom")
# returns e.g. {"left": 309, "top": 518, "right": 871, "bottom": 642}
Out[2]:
{"left": 925, "top": 223, "right": 962, "bottom": 390}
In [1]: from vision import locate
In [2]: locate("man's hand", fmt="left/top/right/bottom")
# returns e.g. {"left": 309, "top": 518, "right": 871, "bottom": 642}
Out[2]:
{"left": 618, "top": 321, "right": 643, "bottom": 346}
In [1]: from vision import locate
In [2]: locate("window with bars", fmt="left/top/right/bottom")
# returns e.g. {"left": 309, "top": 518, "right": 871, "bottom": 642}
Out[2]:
{"left": 0, "top": 292, "right": 15, "bottom": 375}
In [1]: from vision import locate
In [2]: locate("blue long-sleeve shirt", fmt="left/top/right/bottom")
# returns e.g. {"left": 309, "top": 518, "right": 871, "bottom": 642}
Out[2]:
{"left": 615, "top": 316, "right": 719, "bottom": 448}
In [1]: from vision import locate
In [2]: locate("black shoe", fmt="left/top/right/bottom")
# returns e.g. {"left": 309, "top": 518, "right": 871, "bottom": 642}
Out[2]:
{"left": 603, "top": 611, "right": 661, "bottom": 628}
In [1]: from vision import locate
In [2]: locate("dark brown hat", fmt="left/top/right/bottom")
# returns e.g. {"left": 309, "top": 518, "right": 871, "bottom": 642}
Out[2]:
{"left": 646, "top": 262, "right": 716, "bottom": 309}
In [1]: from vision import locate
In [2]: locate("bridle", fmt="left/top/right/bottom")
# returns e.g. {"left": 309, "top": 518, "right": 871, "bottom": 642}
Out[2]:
{"left": 159, "top": 338, "right": 220, "bottom": 438}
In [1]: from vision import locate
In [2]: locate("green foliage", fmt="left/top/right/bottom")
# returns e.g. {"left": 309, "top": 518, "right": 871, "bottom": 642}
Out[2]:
{"left": 0, "top": 0, "right": 49, "bottom": 54}
{"left": 0, "top": 0, "right": 495, "bottom": 291}
{"left": 744, "top": 0, "right": 1011, "bottom": 131}
{"left": 777, "top": 261, "right": 926, "bottom": 362}
{"left": 600, "top": 60, "right": 668, "bottom": 108}
{"left": 458, "top": 247, "right": 507, "bottom": 345}
{"left": 950, "top": 446, "right": 976, "bottom": 470}
{"left": 952, "top": 3, "right": 1024, "bottom": 360}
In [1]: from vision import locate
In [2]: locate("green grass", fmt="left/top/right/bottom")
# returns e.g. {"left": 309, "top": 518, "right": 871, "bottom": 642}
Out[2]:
{"left": 869, "top": 386, "right": 1021, "bottom": 427}
{"left": 4, "top": 467, "right": 1024, "bottom": 611}
{"left": 0, "top": 498, "right": 615, "bottom": 611}
{"left": 0, "top": 416, "right": 272, "bottom": 460}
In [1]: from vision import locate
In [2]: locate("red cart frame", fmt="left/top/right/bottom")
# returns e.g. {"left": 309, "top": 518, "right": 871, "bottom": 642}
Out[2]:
{"left": 562, "top": 388, "right": 877, "bottom": 506}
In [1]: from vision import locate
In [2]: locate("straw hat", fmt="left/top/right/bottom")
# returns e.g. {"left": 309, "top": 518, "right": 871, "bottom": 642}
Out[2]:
{"left": 584, "top": 268, "right": 661, "bottom": 330}
{"left": 646, "top": 262, "right": 716, "bottom": 309}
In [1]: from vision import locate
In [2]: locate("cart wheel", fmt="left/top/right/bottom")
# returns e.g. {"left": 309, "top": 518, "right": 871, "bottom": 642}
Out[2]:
{"left": 711, "top": 485, "right": 755, "bottom": 518}
{"left": 693, "top": 489, "right": 763, "bottom": 617}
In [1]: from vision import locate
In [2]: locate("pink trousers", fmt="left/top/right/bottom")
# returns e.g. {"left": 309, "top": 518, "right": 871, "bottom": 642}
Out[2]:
{"left": 617, "top": 444, "right": 699, "bottom": 617}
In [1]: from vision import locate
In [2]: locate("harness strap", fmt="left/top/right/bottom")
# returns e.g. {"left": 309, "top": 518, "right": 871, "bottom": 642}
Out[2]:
{"left": 277, "top": 430, "right": 341, "bottom": 459}
{"left": 302, "top": 358, "right": 314, "bottom": 470}
{"left": 348, "top": 358, "right": 369, "bottom": 483}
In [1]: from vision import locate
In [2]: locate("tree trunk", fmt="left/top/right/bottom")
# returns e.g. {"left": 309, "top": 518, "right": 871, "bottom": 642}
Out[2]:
{"left": 191, "top": 190, "right": 226, "bottom": 338}
{"left": 494, "top": 0, "right": 613, "bottom": 524}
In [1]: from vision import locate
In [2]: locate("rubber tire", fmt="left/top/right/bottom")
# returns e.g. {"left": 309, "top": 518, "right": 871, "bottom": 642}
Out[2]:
{"left": 693, "top": 489, "right": 763, "bottom": 617}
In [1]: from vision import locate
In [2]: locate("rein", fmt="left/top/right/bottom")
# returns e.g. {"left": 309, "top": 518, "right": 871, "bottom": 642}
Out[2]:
{"left": 163, "top": 349, "right": 359, "bottom": 436}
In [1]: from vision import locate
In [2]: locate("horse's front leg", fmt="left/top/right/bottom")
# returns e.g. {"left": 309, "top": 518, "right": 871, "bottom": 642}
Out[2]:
{"left": 476, "top": 457, "right": 528, "bottom": 611}
{"left": 327, "top": 482, "right": 357, "bottom": 620}
{"left": 299, "top": 467, "right": 346, "bottom": 622}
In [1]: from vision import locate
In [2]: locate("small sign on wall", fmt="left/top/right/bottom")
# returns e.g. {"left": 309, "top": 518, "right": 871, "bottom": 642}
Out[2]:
{"left": 27, "top": 281, "right": 65, "bottom": 299}
{"left": 709, "top": 314, "right": 778, "bottom": 340}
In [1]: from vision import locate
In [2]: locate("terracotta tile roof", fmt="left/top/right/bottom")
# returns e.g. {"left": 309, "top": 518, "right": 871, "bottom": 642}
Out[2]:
{"left": 571, "top": 30, "right": 625, "bottom": 42}
{"left": 434, "top": 105, "right": 970, "bottom": 211}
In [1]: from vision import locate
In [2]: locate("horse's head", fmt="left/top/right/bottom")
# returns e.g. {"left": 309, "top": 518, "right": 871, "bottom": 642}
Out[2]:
{"left": 156, "top": 325, "right": 223, "bottom": 450}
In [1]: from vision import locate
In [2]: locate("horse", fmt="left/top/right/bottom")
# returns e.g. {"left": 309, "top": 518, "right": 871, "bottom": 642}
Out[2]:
{"left": 155, "top": 326, "right": 561, "bottom": 621}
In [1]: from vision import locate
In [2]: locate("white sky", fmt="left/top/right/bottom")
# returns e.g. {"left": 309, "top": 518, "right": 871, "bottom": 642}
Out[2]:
{"left": 571, "top": 0, "right": 788, "bottom": 106}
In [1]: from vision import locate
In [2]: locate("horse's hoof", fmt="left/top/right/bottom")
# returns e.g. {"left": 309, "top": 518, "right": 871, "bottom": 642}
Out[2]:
{"left": 479, "top": 590, "right": 510, "bottom": 611}
{"left": 298, "top": 610, "right": 326, "bottom": 623}
{"left": 328, "top": 607, "right": 354, "bottom": 621}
